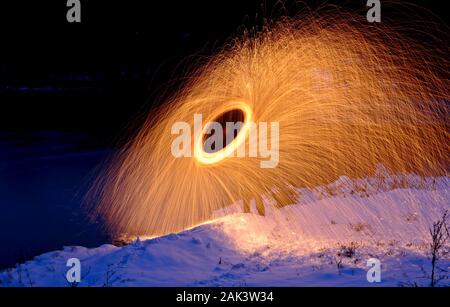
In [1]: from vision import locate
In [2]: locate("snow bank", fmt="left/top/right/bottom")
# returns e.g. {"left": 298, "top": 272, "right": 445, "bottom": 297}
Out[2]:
{"left": 1, "top": 175, "right": 448, "bottom": 287}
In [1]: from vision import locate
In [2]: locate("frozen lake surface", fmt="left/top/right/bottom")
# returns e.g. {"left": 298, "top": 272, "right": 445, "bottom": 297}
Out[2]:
{"left": 0, "top": 131, "right": 111, "bottom": 269}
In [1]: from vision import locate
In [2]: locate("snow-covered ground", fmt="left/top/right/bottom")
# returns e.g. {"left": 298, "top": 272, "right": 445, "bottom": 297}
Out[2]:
{"left": 1, "top": 172, "right": 449, "bottom": 287}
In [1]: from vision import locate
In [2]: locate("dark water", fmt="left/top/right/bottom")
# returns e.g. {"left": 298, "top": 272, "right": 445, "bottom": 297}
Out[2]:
{"left": 0, "top": 131, "right": 111, "bottom": 270}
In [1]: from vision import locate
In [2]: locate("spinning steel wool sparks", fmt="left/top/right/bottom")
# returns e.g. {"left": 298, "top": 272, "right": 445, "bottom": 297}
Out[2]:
{"left": 89, "top": 10, "right": 449, "bottom": 238}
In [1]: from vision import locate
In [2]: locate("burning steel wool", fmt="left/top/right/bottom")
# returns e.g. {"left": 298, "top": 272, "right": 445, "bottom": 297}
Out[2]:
{"left": 89, "top": 11, "right": 449, "bottom": 238}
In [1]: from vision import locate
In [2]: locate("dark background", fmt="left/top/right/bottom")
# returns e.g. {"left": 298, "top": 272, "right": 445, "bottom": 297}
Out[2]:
{"left": 0, "top": 1, "right": 447, "bottom": 269}
{"left": 0, "top": 0, "right": 275, "bottom": 143}
{"left": 0, "top": 0, "right": 447, "bottom": 141}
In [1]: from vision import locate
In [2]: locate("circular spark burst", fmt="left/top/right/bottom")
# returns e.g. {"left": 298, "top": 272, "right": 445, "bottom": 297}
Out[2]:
{"left": 194, "top": 102, "right": 252, "bottom": 165}
{"left": 88, "top": 9, "right": 449, "bottom": 238}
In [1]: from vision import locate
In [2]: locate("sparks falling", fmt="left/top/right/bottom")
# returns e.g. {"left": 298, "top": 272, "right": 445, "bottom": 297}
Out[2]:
{"left": 88, "top": 10, "right": 449, "bottom": 238}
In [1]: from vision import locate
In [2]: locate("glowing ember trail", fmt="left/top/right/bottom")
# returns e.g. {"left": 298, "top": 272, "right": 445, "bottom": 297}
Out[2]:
{"left": 194, "top": 101, "right": 253, "bottom": 165}
{"left": 88, "top": 11, "right": 449, "bottom": 239}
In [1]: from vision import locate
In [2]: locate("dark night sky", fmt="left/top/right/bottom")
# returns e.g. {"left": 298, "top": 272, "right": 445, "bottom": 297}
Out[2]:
{"left": 0, "top": 1, "right": 266, "bottom": 140}
{"left": 0, "top": 0, "right": 447, "bottom": 143}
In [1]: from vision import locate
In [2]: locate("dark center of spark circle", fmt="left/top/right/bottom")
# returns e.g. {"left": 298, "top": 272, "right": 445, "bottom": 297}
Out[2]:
{"left": 203, "top": 108, "right": 245, "bottom": 153}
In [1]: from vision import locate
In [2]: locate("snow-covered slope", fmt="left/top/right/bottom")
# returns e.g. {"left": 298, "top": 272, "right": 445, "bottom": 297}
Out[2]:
{"left": 1, "top": 174, "right": 449, "bottom": 287}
